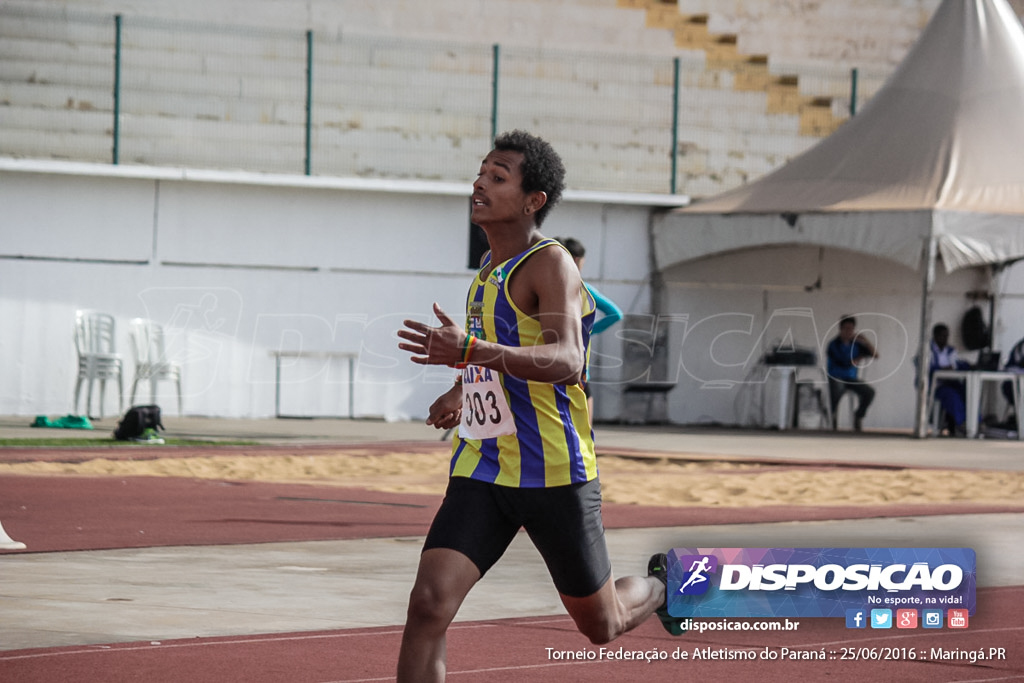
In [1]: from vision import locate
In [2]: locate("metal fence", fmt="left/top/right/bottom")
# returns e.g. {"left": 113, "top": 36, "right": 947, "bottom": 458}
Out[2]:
{"left": 0, "top": 5, "right": 892, "bottom": 196}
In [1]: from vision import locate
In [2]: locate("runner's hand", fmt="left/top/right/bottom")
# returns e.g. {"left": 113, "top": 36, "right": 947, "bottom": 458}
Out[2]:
{"left": 399, "top": 303, "right": 466, "bottom": 366}
{"left": 426, "top": 384, "right": 462, "bottom": 429}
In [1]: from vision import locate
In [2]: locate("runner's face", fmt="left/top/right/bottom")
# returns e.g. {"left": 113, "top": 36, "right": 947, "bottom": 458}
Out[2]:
{"left": 471, "top": 150, "right": 529, "bottom": 225}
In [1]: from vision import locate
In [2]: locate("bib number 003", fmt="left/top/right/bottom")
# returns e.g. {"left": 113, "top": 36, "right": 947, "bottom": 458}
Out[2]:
{"left": 459, "top": 366, "right": 516, "bottom": 439}
{"left": 464, "top": 389, "right": 502, "bottom": 427}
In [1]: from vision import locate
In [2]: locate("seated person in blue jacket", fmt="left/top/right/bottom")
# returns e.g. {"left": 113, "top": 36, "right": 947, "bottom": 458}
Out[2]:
{"left": 826, "top": 315, "right": 878, "bottom": 431}
{"left": 557, "top": 237, "right": 623, "bottom": 424}
{"left": 930, "top": 323, "right": 970, "bottom": 436}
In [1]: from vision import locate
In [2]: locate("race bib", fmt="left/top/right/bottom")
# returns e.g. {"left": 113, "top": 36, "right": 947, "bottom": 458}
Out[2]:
{"left": 460, "top": 365, "right": 516, "bottom": 439}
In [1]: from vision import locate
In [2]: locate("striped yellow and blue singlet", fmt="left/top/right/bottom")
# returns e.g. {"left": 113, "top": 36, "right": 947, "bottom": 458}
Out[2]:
{"left": 450, "top": 238, "right": 598, "bottom": 488}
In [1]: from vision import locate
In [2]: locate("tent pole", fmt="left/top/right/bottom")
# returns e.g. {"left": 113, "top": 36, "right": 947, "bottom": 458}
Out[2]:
{"left": 913, "top": 235, "right": 937, "bottom": 438}
{"left": 647, "top": 210, "right": 664, "bottom": 315}
{"left": 988, "top": 264, "right": 1002, "bottom": 350}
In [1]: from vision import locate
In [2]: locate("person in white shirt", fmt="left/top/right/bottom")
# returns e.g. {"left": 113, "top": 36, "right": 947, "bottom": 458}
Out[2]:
{"left": 1001, "top": 335, "right": 1024, "bottom": 410}
{"left": 930, "top": 323, "right": 969, "bottom": 435}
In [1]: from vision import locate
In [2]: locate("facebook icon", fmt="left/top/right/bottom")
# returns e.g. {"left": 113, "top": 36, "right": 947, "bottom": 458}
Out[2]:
{"left": 846, "top": 609, "right": 867, "bottom": 629}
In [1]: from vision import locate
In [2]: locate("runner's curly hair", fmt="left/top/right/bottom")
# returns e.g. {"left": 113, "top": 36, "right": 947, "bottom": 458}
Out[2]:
{"left": 493, "top": 130, "right": 566, "bottom": 227}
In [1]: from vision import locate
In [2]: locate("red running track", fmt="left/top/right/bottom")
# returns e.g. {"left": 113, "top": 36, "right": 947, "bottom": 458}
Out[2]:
{"left": 2, "top": 474, "right": 1020, "bottom": 553}
{"left": 1, "top": 445, "right": 1022, "bottom": 682}
{"left": 1, "top": 586, "right": 1021, "bottom": 682}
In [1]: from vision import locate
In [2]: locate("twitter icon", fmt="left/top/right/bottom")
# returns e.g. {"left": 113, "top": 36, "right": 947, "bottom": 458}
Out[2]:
{"left": 870, "top": 609, "right": 893, "bottom": 629}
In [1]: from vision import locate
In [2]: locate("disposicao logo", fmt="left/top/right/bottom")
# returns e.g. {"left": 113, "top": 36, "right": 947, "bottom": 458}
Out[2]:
{"left": 676, "top": 554, "right": 718, "bottom": 595}
{"left": 666, "top": 548, "right": 976, "bottom": 620}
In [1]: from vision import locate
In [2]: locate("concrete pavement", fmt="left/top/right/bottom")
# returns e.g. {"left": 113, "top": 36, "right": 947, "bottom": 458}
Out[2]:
{"left": 2, "top": 514, "right": 1022, "bottom": 651}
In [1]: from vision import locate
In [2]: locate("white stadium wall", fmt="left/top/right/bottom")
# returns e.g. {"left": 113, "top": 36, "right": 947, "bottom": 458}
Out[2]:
{"left": 0, "top": 163, "right": 659, "bottom": 422}
{"left": 4, "top": 163, "right": 1023, "bottom": 430}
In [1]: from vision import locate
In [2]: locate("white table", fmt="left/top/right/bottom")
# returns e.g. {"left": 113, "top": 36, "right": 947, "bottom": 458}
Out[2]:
{"left": 622, "top": 381, "right": 676, "bottom": 425}
{"left": 271, "top": 351, "right": 357, "bottom": 419}
{"left": 929, "top": 369, "right": 1022, "bottom": 439}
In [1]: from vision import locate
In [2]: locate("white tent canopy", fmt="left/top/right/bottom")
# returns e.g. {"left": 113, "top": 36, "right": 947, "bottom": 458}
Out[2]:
{"left": 652, "top": 0, "right": 1024, "bottom": 435}
{"left": 653, "top": 0, "right": 1024, "bottom": 275}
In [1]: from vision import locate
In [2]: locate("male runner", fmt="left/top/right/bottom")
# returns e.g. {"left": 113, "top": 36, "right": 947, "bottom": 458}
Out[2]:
{"left": 396, "top": 130, "right": 680, "bottom": 682}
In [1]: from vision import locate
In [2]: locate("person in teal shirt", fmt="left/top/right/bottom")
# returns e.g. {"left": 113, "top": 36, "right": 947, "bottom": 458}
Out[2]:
{"left": 556, "top": 237, "right": 623, "bottom": 423}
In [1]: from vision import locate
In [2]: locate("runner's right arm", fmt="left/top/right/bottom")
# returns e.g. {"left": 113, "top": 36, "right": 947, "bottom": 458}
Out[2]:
{"left": 425, "top": 381, "right": 462, "bottom": 429}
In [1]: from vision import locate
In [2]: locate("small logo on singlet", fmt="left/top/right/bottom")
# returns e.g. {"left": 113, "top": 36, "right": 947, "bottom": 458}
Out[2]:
{"left": 487, "top": 267, "right": 506, "bottom": 287}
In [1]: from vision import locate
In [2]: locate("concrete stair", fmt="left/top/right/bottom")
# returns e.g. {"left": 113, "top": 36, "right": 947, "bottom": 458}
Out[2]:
{"left": 617, "top": 0, "right": 864, "bottom": 138}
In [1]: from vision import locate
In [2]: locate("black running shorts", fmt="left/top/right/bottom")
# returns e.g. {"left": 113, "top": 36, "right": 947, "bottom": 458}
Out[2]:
{"left": 423, "top": 476, "right": 612, "bottom": 598}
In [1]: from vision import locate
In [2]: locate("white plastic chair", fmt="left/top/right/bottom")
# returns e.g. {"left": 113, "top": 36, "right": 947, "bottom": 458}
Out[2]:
{"left": 129, "top": 318, "right": 183, "bottom": 415}
{"left": 74, "top": 310, "right": 124, "bottom": 418}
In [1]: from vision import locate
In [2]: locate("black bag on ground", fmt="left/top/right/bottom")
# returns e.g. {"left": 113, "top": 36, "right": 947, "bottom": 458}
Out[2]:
{"left": 113, "top": 405, "right": 164, "bottom": 440}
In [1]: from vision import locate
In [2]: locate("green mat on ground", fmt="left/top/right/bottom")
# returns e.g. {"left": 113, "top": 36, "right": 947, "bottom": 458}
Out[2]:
{"left": 31, "top": 415, "right": 94, "bottom": 430}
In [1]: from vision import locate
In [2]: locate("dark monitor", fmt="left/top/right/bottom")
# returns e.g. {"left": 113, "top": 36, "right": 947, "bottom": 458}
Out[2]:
{"left": 974, "top": 350, "right": 1001, "bottom": 371}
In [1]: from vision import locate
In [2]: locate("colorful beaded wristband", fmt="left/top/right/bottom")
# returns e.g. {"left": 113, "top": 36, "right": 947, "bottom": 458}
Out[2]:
{"left": 455, "top": 334, "right": 477, "bottom": 369}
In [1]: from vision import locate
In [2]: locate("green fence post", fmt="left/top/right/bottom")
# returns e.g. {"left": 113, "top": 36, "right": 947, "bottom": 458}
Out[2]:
{"left": 112, "top": 14, "right": 122, "bottom": 165}
{"left": 490, "top": 44, "right": 500, "bottom": 142}
{"left": 670, "top": 56, "right": 680, "bottom": 195}
{"left": 850, "top": 67, "right": 859, "bottom": 117}
{"left": 305, "top": 29, "right": 313, "bottom": 175}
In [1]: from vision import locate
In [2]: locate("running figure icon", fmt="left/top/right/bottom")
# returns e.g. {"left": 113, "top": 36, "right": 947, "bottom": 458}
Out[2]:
{"left": 679, "top": 556, "right": 712, "bottom": 593}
